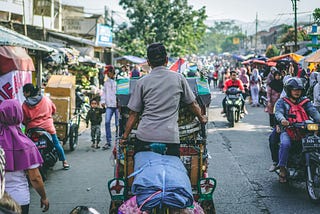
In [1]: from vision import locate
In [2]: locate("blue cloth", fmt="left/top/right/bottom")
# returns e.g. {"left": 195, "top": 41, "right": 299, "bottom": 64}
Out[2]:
{"left": 131, "top": 151, "right": 193, "bottom": 211}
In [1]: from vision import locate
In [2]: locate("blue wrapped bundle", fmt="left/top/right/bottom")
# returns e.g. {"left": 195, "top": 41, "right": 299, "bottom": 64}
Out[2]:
{"left": 131, "top": 151, "right": 193, "bottom": 211}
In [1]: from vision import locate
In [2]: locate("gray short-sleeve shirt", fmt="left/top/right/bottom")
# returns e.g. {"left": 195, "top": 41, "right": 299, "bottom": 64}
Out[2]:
{"left": 127, "top": 66, "right": 196, "bottom": 144}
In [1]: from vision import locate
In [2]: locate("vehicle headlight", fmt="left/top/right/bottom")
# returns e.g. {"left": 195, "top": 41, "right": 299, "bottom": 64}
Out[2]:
{"left": 227, "top": 100, "right": 233, "bottom": 104}
{"left": 307, "top": 124, "right": 318, "bottom": 131}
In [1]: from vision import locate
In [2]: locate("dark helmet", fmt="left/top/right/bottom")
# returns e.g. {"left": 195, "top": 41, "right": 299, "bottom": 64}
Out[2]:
{"left": 284, "top": 77, "right": 304, "bottom": 97}
{"left": 270, "top": 66, "right": 278, "bottom": 73}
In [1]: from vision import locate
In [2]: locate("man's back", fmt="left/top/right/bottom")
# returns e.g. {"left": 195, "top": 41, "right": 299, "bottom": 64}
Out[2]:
{"left": 128, "top": 66, "right": 195, "bottom": 144}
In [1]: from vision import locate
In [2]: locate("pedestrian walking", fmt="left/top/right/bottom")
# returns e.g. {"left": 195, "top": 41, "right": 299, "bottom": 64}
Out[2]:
{"left": 101, "top": 65, "right": 119, "bottom": 150}
{"left": 0, "top": 99, "right": 49, "bottom": 214}
{"left": 250, "top": 67, "right": 262, "bottom": 107}
{"left": 86, "top": 98, "right": 106, "bottom": 149}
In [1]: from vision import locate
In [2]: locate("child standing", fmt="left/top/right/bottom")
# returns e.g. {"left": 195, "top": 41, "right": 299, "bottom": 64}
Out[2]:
{"left": 86, "top": 98, "right": 106, "bottom": 149}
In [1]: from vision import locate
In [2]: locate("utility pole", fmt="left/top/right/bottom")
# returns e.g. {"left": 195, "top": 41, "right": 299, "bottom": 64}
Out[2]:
{"left": 255, "top": 12, "right": 258, "bottom": 53}
{"left": 291, "top": 0, "right": 298, "bottom": 51}
{"left": 22, "top": 0, "right": 27, "bottom": 36}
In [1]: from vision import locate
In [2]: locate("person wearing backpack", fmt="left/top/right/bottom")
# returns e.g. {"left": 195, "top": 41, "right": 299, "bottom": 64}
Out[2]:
{"left": 275, "top": 77, "right": 320, "bottom": 183}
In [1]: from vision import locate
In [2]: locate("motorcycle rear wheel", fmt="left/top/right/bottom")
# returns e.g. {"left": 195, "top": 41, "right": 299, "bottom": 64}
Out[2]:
{"left": 69, "top": 124, "right": 79, "bottom": 151}
{"left": 306, "top": 160, "right": 320, "bottom": 202}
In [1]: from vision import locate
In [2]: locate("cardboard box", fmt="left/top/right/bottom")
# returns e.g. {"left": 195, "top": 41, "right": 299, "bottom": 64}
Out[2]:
{"left": 45, "top": 75, "right": 76, "bottom": 118}
{"left": 54, "top": 123, "right": 68, "bottom": 142}
{"left": 51, "top": 96, "right": 70, "bottom": 123}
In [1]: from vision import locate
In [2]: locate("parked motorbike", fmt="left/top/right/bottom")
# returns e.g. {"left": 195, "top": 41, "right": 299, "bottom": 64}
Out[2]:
{"left": 259, "top": 81, "right": 268, "bottom": 107}
{"left": 26, "top": 127, "right": 58, "bottom": 181}
{"left": 225, "top": 87, "right": 242, "bottom": 127}
{"left": 75, "top": 88, "right": 90, "bottom": 120}
{"left": 275, "top": 120, "right": 320, "bottom": 202}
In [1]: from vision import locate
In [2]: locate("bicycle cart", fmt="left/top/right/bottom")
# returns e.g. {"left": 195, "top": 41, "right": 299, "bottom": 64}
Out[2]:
{"left": 54, "top": 114, "right": 79, "bottom": 151}
{"left": 108, "top": 77, "right": 216, "bottom": 213}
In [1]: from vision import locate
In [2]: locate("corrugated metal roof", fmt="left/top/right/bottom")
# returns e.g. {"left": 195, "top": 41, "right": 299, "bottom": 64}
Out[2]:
{"left": 49, "top": 31, "right": 99, "bottom": 47}
{"left": 0, "top": 25, "right": 54, "bottom": 52}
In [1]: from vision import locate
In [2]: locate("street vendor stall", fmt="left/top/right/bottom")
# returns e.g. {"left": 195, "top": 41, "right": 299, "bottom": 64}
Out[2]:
{"left": 0, "top": 46, "right": 34, "bottom": 103}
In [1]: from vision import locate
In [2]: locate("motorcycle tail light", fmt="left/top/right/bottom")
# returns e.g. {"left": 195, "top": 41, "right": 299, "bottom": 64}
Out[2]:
{"left": 307, "top": 124, "right": 318, "bottom": 131}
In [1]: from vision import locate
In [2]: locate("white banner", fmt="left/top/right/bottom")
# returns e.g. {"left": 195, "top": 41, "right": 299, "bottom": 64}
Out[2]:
{"left": 0, "top": 70, "right": 32, "bottom": 104}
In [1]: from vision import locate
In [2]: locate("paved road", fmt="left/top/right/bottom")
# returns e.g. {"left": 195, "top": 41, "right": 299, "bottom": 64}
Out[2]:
{"left": 29, "top": 88, "right": 320, "bottom": 214}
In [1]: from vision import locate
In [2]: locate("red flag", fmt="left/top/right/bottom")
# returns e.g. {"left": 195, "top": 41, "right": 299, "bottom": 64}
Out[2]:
{"left": 169, "top": 58, "right": 186, "bottom": 72}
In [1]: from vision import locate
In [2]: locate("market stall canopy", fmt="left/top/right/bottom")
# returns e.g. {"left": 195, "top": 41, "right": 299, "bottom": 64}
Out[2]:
{"left": 0, "top": 46, "right": 35, "bottom": 75}
{"left": 267, "top": 53, "right": 303, "bottom": 63}
{"left": 305, "top": 49, "right": 320, "bottom": 63}
{"left": 115, "top": 55, "right": 147, "bottom": 64}
{"left": 242, "top": 59, "right": 266, "bottom": 65}
{"left": 0, "top": 25, "right": 54, "bottom": 52}
{"left": 232, "top": 54, "right": 245, "bottom": 61}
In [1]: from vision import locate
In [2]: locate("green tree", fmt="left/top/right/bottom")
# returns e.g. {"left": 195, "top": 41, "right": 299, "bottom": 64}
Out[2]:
{"left": 115, "top": 0, "right": 207, "bottom": 57}
{"left": 198, "top": 21, "right": 244, "bottom": 54}
{"left": 313, "top": 8, "right": 320, "bottom": 24}
{"left": 277, "top": 27, "right": 309, "bottom": 44}
{"left": 265, "top": 45, "right": 280, "bottom": 58}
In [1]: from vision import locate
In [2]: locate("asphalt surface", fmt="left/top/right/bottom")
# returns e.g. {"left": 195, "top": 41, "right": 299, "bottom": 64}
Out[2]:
{"left": 29, "top": 87, "right": 320, "bottom": 214}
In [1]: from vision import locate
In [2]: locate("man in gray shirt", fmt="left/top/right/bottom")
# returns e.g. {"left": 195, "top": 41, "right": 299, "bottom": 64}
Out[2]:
{"left": 121, "top": 43, "right": 207, "bottom": 156}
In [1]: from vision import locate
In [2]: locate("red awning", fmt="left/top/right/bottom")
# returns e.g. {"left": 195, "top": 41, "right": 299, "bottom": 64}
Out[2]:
{"left": 0, "top": 46, "right": 35, "bottom": 75}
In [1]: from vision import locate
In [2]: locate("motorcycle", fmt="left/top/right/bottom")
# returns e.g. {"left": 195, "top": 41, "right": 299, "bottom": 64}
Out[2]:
{"left": 26, "top": 127, "right": 58, "bottom": 181}
{"left": 225, "top": 87, "right": 242, "bottom": 127}
{"left": 75, "top": 88, "right": 90, "bottom": 120}
{"left": 259, "top": 81, "right": 268, "bottom": 107}
{"left": 275, "top": 120, "right": 320, "bottom": 202}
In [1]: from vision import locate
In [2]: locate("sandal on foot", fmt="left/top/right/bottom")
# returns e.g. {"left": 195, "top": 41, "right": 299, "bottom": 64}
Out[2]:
{"left": 63, "top": 163, "right": 70, "bottom": 170}
{"left": 279, "top": 174, "right": 287, "bottom": 183}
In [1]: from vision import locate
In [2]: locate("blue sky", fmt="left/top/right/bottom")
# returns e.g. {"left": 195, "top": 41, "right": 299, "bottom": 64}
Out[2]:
{"left": 62, "top": 0, "right": 320, "bottom": 23}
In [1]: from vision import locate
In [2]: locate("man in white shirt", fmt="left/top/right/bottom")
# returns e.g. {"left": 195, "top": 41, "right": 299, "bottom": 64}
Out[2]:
{"left": 101, "top": 65, "right": 118, "bottom": 149}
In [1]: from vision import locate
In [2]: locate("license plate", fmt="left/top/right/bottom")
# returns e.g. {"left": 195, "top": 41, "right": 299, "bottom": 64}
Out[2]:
{"left": 228, "top": 95, "right": 238, "bottom": 99}
{"left": 302, "top": 138, "right": 320, "bottom": 149}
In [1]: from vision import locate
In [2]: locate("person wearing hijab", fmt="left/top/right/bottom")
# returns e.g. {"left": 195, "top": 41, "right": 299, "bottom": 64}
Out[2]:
{"left": 267, "top": 71, "right": 283, "bottom": 127}
{"left": 0, "top": 99, "right": 49, "bottom": 214}
{"left": 250, "top": 67, "right": 262, "bottom": 107}
{"left": 313, "top": 73, "right": 320, "bottom": 112}
{"left": 306, "top": 72, "right": 318, "bottom": 101}
{"left": 238, "top": 67, "right": 250, "bottom": 100}
{"left": 22, "top": 84, "right": 70, "bottom": 170}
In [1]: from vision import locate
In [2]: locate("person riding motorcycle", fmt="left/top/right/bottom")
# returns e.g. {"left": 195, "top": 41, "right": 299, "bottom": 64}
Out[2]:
{"left": 275, "top": 77, "right": 320, "bottom": 183}
{"left": 221, "top": 70, "right": 248, "bottom": 115}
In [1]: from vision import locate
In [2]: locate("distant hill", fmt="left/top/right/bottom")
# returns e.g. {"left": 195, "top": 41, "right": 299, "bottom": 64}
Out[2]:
{"left": 205, "top": 14, "right": 313, "bottom": 35}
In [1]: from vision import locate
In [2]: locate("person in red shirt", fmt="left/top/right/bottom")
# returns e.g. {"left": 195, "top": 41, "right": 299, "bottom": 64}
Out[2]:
{"left": 22, "top": 84, "right": 70, "bottom": 170}
{"left": 221, "top": 70, "right": 248, "bottom": 115}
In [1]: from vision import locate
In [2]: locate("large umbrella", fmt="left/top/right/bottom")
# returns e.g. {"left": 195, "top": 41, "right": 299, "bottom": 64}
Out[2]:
{"left": 267, "top": 53, "right": 303, "bottom": 64}
{"left": 242, "top": 59, "right": 266, "bottom": 65}
{"left": 115, "top": 55, "right": 147, "bottom": 64}
{"left": 0, "top": 46, "right": 35, "bottom": 75}
{"left": 305, "top": 49, "right": 320, "bottom": 63}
